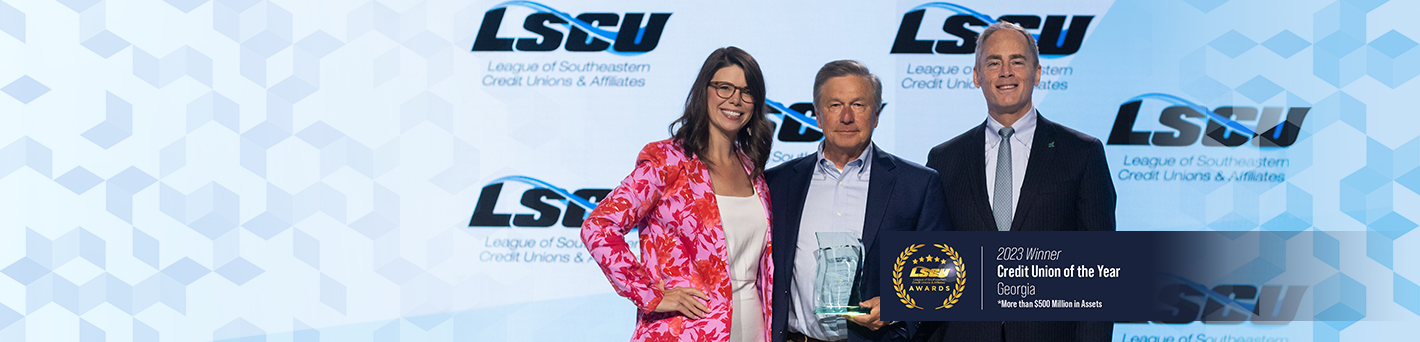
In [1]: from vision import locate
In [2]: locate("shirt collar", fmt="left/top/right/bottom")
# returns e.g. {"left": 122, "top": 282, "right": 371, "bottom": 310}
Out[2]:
{"left": 986, "top": 107, "right": 1038, "bottom": 148}
{"left": 815, "top": 142, "right": 874, "bottom": 177}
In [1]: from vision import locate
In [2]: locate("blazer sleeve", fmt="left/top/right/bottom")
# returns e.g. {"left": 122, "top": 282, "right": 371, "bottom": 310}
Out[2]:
{"left": 918, "top": 171, "right": 951, "bottom": 232}
{"left": 581, "top": 143, "right": 675, "bottom": 313}
{"left": 1075, "top": 139, "right": 1117, "bottom": 231}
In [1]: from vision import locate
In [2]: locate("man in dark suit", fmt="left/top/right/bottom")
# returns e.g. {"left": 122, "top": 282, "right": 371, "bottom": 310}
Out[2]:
{"left": 920, "top": 22, "right": 1116, "bottom": 342}
{"left": 767, "top": 60, "right": 948, "bottom": 342}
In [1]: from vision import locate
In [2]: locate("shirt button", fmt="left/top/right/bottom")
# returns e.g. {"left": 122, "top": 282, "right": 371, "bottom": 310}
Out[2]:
{"left": 837, "top": 212, "right": 842, "bottom": 216}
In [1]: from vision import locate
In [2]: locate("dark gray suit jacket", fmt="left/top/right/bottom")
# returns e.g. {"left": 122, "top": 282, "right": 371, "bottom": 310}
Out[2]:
{"left": 919, "top": 113, "right": 1116, "bottom": 342}
{"left": 767, "top": 145, "right": 950, "bottom": 342}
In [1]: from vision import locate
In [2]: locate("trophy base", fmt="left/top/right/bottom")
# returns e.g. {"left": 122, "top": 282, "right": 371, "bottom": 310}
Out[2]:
{"left": 814, "top": 306, "right": 870, "bottom": 316}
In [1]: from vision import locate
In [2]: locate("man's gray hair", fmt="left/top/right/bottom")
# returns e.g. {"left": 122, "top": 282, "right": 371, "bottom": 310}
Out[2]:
{"left": 812, "top": 60, "right": 884, "bottom": 113}
{"left": 974, "top": 21, "right": 1040, "bottom": 67}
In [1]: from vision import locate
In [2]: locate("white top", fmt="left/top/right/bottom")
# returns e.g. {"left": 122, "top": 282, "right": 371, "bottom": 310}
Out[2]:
{"left": 984, "top": 107, "right": 1038, "bottom": 217}
{"left": 718, "top": 192, "right": 768, "bottom": 281}
{"left": 717, "top": 192, "right": 768, "bottom": 342}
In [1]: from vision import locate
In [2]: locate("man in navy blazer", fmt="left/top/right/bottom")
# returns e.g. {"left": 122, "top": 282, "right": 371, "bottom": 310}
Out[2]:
{"left": 919, "top": 22, "right": 1115, "bottom": 342}
{"left": 767, "top": 60, "right": 948, "bottom": 342}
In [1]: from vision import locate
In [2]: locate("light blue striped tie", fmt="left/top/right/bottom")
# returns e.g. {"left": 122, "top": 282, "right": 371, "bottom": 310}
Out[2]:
{"left": 994, "top": 127, "right": 1014, "bottom": 231}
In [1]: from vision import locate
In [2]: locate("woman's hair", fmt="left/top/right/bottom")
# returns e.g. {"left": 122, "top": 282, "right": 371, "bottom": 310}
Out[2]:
{"left": 668, "top": 46, "right": 774, "bottom": 179}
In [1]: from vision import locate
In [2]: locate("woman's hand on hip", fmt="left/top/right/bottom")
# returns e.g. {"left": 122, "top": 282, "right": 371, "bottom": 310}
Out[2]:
{"left": 653, "top": 280, "right": 709, "bottom": 319}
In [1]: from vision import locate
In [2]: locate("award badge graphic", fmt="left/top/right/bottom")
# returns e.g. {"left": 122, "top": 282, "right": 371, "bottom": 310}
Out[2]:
{"left": 893, "top": 244, "right": 966, "bottom": 310}
{"left": 883, "top": 231, "right": 1174, "bottom": 321}
{"left": 880, "top": 230, "right": 1384, "bottom": 325}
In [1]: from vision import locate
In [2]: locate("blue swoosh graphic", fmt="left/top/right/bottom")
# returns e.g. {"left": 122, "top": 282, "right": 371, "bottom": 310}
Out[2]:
{"left": 1125, "top": 93, "right": 1257, "bottom": 136}
{"left": 1163, "top": 274, "right": 1257, "bottom": 315}
{"left": 912, "top": 2, "right": 997, "bottom": 25}
{"left": 766, "top": 99, "right": 820, "bottom": 129}
{"left": 491, "top": 1, "right": 652, "bottom": 56}
{"left": 488, "top": 175, "right": 598, "bottom": 213}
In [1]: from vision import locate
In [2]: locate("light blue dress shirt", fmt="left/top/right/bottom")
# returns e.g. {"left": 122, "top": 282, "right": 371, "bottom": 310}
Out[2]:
{"left": 787, "top": 143, "right": 873, "bottom": 341}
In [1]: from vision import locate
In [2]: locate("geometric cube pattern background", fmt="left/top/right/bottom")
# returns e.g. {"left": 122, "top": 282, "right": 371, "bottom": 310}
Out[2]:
{"left": 2, "top": 0, "right": 491, "bottom": 340}
{"left": 0, "top": 0, "right": 1417, "bottom": 341}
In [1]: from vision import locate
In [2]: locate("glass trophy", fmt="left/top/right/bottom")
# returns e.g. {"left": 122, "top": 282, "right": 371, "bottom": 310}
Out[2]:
{"left": 812, "top": 232, "right": 869, "bottom": 316}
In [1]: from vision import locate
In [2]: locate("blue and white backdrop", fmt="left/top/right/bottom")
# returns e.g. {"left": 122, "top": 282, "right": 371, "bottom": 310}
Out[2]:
{"left": 1, "top": 0, "right": 1417, "bottom": 341}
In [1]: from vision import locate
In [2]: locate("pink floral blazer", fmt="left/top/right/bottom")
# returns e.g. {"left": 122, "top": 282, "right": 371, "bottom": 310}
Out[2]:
{"left": 582, "top": 139, "right": 774, "bottom": 342}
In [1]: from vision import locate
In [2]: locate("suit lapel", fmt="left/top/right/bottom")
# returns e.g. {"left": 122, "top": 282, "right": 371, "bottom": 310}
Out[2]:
{"left": 780, "top": 156, "right": 816, "bottom": 273}
{"left": 964, "top": 123, "right": 997, "bottom": 231}
{"left": 861, "top": 145, "right": 897, "bottom": 251}
{"left": 1011, "top": 114, "right": 1056, "bottom": 232}
{"left": 786, "top": 156, "right": 815, "bottom": 229}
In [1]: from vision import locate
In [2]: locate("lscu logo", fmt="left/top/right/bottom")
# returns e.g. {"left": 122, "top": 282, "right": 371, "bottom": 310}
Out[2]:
{"left": 909, "top": 265, "right": 953, "bottom": 278}
{"left": 1146, "top": 276, "right": 1308, "bottom": 324}
{"left": 1108, "top": 94, "right": 1310, "bottom": 147}
{"left": 891, "top": 2, "right": 1093, "bottom": 55}
{"left": 468, "top": 176, "right": 610, "bottom": 228}
{"left": 471, "top": 1, "right": 671, "bottom": 54}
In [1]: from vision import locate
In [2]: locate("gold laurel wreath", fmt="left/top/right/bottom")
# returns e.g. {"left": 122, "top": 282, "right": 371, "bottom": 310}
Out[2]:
{"left": 893, "top": 244, "right": 924, "bottom": 309}
{"left": 934, "top": 244, "right": 967, "bottom": 309}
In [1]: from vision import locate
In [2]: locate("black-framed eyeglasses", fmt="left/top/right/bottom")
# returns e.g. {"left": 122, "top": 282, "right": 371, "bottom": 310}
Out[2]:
{"left": 708, "top": 81, "right": 754, "bottom": 102}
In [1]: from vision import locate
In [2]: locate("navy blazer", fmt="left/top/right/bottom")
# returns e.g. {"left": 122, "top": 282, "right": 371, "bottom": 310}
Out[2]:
{"left": 767, "top": 145, "right": 949, "bottom": 342}
{"left": 920, "top": 113, "right": 1115, "bottom": 342}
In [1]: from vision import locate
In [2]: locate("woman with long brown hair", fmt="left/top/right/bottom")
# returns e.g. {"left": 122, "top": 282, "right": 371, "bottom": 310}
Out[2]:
{"left": 582, "top": 46, "right": 775, "bottom": 342}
